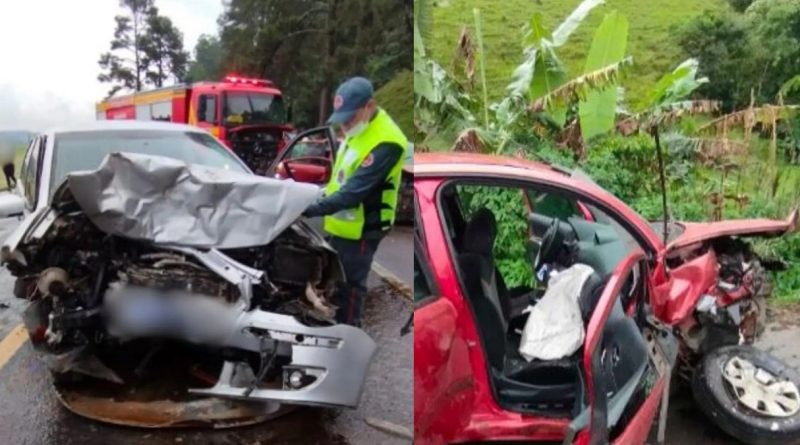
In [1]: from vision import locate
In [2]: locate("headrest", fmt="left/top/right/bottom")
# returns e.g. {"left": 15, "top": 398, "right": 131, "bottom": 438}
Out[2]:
{"left": 462, "top": 208, "right": 497, "bottom": 257}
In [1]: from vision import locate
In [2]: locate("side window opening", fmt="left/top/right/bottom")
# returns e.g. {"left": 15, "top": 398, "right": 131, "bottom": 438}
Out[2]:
{"left": 198, "top": 95, "right": 217, "bottom": 124}
{"left": 456, "top": 184, "right": 532, "bottom": 288}
{"left": 21, "top": 137, "right": 41, "bottom": 209}
{"left": 527, "top": 189, "right": 582, "bottom": 220}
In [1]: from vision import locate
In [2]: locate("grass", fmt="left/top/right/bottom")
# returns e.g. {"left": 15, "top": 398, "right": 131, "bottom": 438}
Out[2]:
{"left": 429, "top": 0, "right": 728, "bottom": 110}
{"left": 375, "top": 70, "right": 414, "bottom": 136}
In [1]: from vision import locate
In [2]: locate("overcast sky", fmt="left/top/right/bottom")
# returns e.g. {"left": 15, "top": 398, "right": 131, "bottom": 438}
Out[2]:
{"left": 0, "top": 0, "right": 223, "bottom": 131}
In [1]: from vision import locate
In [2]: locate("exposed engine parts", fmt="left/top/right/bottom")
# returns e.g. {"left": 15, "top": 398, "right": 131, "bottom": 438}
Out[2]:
{"left": 4, "top": 208, "right": 366, "bottom": 404}
{"left": 672, "top": 236, "right": 773, "bottom": 382}
{"left": 0, "top": 153, "right": 377, "bottom": 413}
{"left": 124, "top": 253, "right": 240, "bottom": 302}
{"left": 228, "top": 128, "right": 283, "bottom": 176}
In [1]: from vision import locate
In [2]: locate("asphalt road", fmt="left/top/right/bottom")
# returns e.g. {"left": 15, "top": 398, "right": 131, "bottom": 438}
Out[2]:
{"left": 0, "top": 218, "right": 413, "bottom": 445}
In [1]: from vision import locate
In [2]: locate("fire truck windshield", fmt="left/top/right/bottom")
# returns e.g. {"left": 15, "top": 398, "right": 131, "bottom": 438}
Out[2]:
{"left": 51, "top": 129, "right": 249, "bottom": 194}
{"left": 223, "top": 92, "right": 285, "bottom": 126}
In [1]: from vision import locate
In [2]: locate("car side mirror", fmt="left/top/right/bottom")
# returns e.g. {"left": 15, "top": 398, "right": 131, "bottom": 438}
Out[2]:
{"left": 0, "top": 192, "right": 25, "bottom": 219}
{"left": 279, "top": 158, "right": 331, "bottom": 185}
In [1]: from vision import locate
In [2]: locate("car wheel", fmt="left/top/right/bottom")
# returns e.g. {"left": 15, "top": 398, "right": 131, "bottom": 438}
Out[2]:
{"left": 692, "top": 345, "right": 800, "bottom": 445}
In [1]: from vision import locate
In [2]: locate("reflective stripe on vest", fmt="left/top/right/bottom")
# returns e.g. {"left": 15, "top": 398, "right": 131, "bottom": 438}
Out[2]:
{"left": 323, "top": 108, "right": 408, "bottom": 240}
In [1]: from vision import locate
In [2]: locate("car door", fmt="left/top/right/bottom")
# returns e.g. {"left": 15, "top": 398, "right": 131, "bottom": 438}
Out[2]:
{"left": 267, "top": 126, "right": 337, "bottom": 185}
{"left": 413, "top": 233, "right": 476, "bottom": 445}
{"left": 565, "top": 250, "right": 672, "bottom": 445}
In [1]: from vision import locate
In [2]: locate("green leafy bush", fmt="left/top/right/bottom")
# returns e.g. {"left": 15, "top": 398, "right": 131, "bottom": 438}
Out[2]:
{"left": 458, "top": 185, "right": 534, "bottom": 287}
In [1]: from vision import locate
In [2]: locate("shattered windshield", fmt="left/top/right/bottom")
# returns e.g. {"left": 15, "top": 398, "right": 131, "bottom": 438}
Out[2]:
{"left": 52, "top": 130, "right": 248, "bottom": 195}
{"left": 223, "top": 92, "right": 286, "bottom": 125}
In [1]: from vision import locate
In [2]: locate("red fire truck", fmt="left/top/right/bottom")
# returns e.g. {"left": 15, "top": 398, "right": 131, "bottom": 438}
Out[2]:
{"left": 95, "top": 75, "right": 295, "bottom": 176}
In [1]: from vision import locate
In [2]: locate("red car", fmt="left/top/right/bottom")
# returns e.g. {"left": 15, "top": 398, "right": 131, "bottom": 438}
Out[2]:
{"left": 413, "top": 152, "right": 800, "bottom": 445}
{"left": 271, "top": 126, "right": 415, "bottom": 223}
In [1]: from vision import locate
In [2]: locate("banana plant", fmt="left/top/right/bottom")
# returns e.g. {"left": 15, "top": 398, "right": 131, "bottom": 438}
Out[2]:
{"left": 607, "top": 58, "right": 716, "bottom": 240}
{"left": 413, "top": 0, "right": 477, "bottom": 151}
{"left": 495, "top": 0, "right": 633, "bottom": 153}
{"left": 415, "top": 0, "right": 634, "bottom": 154}
{"left": 578, "top": 10, "right": 629, "bottom": 141}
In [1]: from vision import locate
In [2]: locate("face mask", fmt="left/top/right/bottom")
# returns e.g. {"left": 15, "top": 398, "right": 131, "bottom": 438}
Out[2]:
{"left": 344, "top": 120, "right": 367, "bottom": 138}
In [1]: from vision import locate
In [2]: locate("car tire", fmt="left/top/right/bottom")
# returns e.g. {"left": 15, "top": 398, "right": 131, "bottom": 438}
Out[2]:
{"left": 692, "top": 345, "right": 800, "bottom": 445}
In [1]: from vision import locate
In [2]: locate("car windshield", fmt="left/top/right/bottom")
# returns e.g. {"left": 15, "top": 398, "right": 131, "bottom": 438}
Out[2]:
{"left": 51, "top": 130, "right": 248, "bottom": 195}
{"left": 223, "top": 92, "right": 285, "bottom": 125}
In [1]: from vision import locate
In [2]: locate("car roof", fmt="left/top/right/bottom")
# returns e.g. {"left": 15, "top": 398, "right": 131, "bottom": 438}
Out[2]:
{"left": 46, "top": 120, "right": 204, "bottom": 135}
{"left": 413, "top": 152, "right": 571, "bottom": 176}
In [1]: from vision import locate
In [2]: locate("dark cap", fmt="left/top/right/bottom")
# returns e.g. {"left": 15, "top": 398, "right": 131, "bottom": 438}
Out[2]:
{"left": 327, "top": 77, "right": 374, "bottom": 125}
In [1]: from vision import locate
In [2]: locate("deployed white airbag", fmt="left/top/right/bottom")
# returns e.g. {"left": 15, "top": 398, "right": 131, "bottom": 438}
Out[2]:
{"left": 518, "top": 264, "right": 595, "bottom": 361}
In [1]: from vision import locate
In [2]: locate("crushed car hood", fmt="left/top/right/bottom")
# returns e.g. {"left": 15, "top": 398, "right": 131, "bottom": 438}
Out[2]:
{"left": 65, "top": 152, "right": 321, "bottom": 249}
{"left": 667, "top": 208, "right": 799, "bottom": 251}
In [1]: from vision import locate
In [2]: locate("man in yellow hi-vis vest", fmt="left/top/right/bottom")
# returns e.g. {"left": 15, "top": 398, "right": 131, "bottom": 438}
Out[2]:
{"left": 303, "top": 77, "right": 407, "bottom": 327}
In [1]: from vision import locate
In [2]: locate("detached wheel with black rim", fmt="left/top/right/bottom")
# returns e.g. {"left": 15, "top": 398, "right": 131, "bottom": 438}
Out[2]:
{"left": 693, "top": 345, "right": 800, "bottom": 445}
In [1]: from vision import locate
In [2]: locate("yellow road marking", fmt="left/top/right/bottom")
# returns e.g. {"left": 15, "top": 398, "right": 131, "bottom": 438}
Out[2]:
{"left": 0, "top": 324, "right": 28, "bottom": 371}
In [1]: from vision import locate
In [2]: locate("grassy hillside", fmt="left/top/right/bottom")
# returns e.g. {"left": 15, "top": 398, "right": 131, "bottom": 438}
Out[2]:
{"left": 375, "top": 70, "right": 413, "bottom": 136}
{"left": 430, "top": 0, "right": 728, "bottom": 109}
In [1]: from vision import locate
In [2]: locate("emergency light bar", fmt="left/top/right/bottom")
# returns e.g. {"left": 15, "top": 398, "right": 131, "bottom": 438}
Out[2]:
{"left": 223, "top": 75, "right": 274, "bottom": 87}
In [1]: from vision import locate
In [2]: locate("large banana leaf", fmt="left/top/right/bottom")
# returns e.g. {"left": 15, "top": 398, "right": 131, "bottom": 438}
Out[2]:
{"left": 697, "top": 105, "right": 798, "bottom": 134}
{"left": 578, "top": 11, "right": 628, "bottom": 140}
{"left": 646, "top": 58, "right": 707, "bottom": 108}
{"left": 530, "top": 57, "right": 633, "bottom": 112}
{"left": 506, "top": 11, "right": 551, "bottom": 99}
{"left": 552, "top": 0, "right": 605, "bottom": 47}
{"left": 530, "top": 45, "right": 569, "bottom": 126}
{"left": 506, "top": 0, "right": 604, "bottom": 103}
{"left": 414, "top": 0, "right": 434, "bottom": 44}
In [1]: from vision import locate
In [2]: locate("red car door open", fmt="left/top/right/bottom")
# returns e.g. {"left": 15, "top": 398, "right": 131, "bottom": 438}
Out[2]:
{"left": 568, "top": 250, "right": 671, "bottom": 445}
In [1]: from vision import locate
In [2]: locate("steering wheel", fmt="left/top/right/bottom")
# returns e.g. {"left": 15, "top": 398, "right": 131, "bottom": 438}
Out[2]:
{"left": 535, "top": 218, "right": 563, "bottom": 270}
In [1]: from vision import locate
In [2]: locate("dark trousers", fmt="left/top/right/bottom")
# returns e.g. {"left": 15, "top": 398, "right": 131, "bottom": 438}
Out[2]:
{"left": 328, "top": 235, "right": 383, "bottom": 328}
{"left": 2, "top": 163, "right": 15, "bottom": 190}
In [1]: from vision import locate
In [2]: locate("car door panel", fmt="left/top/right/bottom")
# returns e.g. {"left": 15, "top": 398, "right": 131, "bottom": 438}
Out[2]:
{"left": 567, "top": 250, "right": 668, "bottom": 445}
{"left": 414, "top": 235, "right": 475, "bottom": 445}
